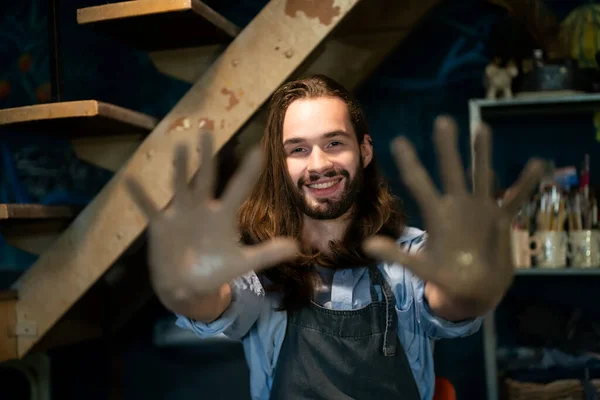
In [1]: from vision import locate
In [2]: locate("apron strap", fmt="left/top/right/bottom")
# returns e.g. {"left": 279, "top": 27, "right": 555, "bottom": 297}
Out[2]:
{"left": 369, "top": 277, "right": 380, "bottom": 302}
{"left": 368, "top": 266, "right": 398, "bottom": 357}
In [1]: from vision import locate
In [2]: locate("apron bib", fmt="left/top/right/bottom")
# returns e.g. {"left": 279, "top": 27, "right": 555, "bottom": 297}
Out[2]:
{"left": 270, "top": 266, "right": 421, "bottom": 400}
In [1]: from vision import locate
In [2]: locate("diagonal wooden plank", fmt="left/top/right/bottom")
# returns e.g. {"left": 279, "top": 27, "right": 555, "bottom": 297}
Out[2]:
{"left": 12, "top": 0, "right": 362, "bottom": 358}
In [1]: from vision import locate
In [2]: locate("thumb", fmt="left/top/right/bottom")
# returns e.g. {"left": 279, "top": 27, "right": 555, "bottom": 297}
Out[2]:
{"left": 363, "top": 235, "right": 433, "bottom": 281}
{"left": 242, "top": 237, "right": 300, "bottom": 273}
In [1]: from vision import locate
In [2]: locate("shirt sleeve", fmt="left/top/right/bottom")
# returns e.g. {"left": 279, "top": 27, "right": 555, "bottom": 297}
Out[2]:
{"left": 413, "top": 277, "right": 484, "bottom": 340}
{"left": 401, "top": 230, "right": 484, "bottom": 340}
{"left": 174, "top": 271, "right": 266, "bottom": 340}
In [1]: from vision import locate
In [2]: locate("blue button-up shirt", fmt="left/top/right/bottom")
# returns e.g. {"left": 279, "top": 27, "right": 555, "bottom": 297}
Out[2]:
{"left": 176, "top": 227, "right": 483, "bottom": 400}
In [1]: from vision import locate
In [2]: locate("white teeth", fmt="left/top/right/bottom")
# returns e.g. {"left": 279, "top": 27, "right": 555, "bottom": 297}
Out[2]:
{"left": 309, "top": 180, "right": 338, "bottom": 189}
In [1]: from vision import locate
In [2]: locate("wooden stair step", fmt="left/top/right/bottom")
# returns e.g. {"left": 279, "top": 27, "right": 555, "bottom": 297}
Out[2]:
{"left": 0, "top": 204, "right": 77, "bottom": 222}
{"left": 0, "top": 101, "right": 157, "bottom": 136}
{"left": 77, "top": 0, "right": 239, "bottom": 51}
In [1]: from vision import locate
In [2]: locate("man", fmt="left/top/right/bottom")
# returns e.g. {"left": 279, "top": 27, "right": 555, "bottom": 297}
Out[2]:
{"left": 126, "top": 75, "right": 544, "bottom": 399}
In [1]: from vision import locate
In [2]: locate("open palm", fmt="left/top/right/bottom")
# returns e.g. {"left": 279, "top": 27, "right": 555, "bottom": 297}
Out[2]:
{"left": 126, "top": 130, "right": 299, "bottom": 297}
{"left": 363, "top": 116, "right": 545, "bottom": 303}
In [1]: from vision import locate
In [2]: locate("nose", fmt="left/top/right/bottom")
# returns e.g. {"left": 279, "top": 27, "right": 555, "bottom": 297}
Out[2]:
{"left": 307, "top": 146, "right": 333, "bottom": 175}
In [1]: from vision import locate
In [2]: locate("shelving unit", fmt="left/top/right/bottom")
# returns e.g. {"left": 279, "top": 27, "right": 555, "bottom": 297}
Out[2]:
{"left": 469, "top": 93, "right": 600, "bottom": 400}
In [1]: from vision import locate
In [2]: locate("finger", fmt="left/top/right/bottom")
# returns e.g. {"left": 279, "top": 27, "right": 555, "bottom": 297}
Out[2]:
{"left": 392, "top": 137, "right": 440, "bottom": 223}
{"left": 241, "top": 237, "right": 299, "bottom": 273}
{"left": 362, "top": 235, "right": 434, "bottom": 281}
{"left": 433, "top": 115, "right": 466, "bottom": 195}
{"left": 190, "top": 129, "right": 216, "bottom": 201}
{"left": 221, "top": 146, "right": 264, "bottom": 213}
{"left": 124, "top": 176, "right": 160, "bottom": 220}
{"left": 473, "top": 123, "right": 492, "bottom": 198}
{"left": 173, "top": 142, "right": 190, "bottom": 196}
{"left": 502, "top": 158, "right": 546, "bottom": 216}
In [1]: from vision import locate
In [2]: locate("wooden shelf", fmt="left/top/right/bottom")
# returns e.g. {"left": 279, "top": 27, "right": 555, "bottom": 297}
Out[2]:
{"left": 77, "top": 0, "right": 240, "bottom": 51}
{"left": 0, "top": 100, "right": 157, "bottom": 136}
{"left": 0, "top": 204, "right": 77, "bottom": 222}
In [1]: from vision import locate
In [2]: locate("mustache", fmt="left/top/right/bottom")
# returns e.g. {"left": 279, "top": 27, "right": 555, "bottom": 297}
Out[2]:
{"left": 298, "top": 169, "right": 350, "bottom": 187}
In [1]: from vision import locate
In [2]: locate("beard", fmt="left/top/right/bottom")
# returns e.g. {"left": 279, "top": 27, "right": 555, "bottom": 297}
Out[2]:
{"left": 291, "top": 163, "right": 364, "bottom": 220}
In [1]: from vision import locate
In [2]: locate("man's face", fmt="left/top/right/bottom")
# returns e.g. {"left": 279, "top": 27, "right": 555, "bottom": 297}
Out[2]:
{"left": 282, "top": 97, "right": 373, "bottom": 220}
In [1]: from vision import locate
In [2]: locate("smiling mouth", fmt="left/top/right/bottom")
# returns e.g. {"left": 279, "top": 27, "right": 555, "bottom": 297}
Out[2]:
{"left": 307, "top": 179, "right": 341, "bottom": 189}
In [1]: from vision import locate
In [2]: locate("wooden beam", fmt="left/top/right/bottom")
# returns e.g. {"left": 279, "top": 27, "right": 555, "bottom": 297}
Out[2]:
{"left": 0, "top": 101, "right": 157, "bottom": 136}
{"left": 14, "top": 0, "right": 362, "bottom": 357}
{"left": 77, "top": 0, "right": 239, "bottom": 51}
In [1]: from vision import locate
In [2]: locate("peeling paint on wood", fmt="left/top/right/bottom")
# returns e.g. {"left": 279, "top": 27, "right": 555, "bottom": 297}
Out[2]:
{"left": 221, "top": 88, "right": 240, "bottom": 111}
{"left": 285, "top": 0, "right": 341, "bottom": 25}
{"left": 198, "top": 118, "right": 215, "bottom": 131}
{"left": 166, "top": 117, "right": 191, "bottom": 133}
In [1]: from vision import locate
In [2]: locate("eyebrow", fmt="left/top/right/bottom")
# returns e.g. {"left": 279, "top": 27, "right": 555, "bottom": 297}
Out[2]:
{"left": 283, "top": 130, "right": 352, "bottom": 147}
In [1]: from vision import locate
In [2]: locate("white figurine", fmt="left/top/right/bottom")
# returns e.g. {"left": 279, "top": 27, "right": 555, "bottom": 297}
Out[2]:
{"left": 485, "top": 58, "right": 518, "bottom": 100}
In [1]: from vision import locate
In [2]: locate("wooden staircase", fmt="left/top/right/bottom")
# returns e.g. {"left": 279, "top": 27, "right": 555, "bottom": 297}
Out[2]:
{"left": 0, "top": 0, "right": 441, "bottom": 363}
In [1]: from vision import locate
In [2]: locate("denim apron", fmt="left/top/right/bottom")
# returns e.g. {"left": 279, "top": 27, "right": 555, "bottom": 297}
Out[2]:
{"left": 270, "top": 266, "right": 422, "bottom": 399}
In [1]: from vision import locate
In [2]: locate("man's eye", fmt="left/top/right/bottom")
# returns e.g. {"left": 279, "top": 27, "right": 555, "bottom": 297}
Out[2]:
{"left": 291, "top": 148, "right": 304, "bottom": 153}
{"left": 329, "top": 141, "right": 342, "bottom": 147}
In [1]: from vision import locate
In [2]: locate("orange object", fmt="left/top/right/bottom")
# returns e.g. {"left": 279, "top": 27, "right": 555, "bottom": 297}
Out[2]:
{"left": 433, "top": 376, "right": 456, "bottom": 400}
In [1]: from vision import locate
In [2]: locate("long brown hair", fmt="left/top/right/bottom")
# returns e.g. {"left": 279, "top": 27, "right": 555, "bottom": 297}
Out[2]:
{"left": 237, "top": 74, "right": 404, "bottom": 311}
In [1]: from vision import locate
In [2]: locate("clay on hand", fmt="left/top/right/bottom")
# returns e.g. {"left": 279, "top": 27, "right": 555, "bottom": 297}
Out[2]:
{"left": 125, "top": 129, "right": 299, "bottom": 299}
{"left": 363, "top": 116, "right": 545, "bottom": 304}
